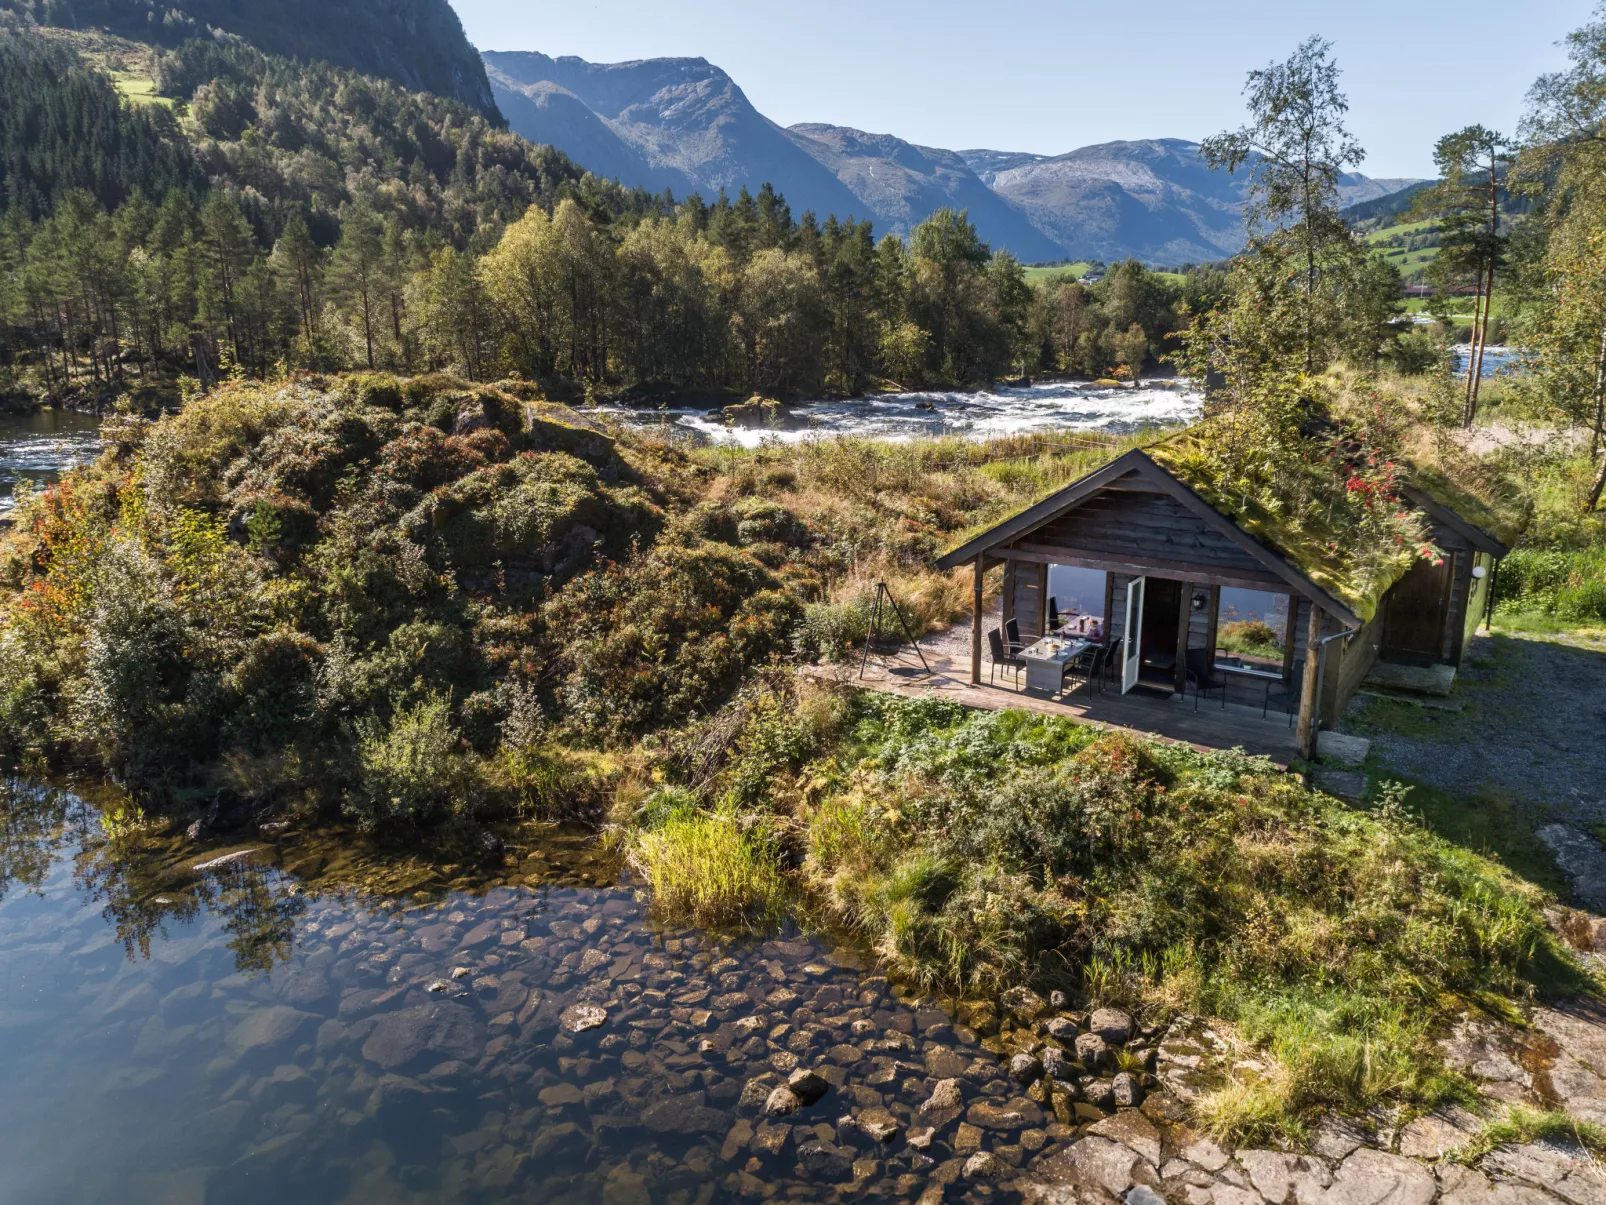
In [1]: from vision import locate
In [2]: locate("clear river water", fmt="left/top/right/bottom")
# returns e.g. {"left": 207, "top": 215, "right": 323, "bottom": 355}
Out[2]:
{"left": 0, "top": 782, "right": 1046, "bottom": 1205}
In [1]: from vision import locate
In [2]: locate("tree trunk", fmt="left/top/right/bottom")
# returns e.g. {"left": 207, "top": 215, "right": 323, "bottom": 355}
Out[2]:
{"left": 1462, "top": 261, "right": 1488, "bottom": 427}
{"left": 1590, "top": 320, "right": 1606, "bottom": 463}
{"left": 1589, "top": 452, "right": 1606, "bottom": 512}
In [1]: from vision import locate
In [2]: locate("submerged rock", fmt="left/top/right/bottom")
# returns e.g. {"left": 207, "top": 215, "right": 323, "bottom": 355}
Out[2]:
{"left": 559, "top": 1003, "right": 607, "bottom": 1033}
{"left": 787, "top": 1067, "right": 831, "bottom": 1105}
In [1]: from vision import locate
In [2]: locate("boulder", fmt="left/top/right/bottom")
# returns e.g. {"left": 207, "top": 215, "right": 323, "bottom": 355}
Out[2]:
{"left": 1112, "top": 1071, "right": 1144, "bottom": 1108}
{"left": 963, "top": 1151, "right": 1006, "bottom": 1179}
{"left": 1002, "top": 986, "right": 1048, "bottom": 1023}
{"left": 859, "top": 1107, "right": 899, "bottom": 1142}
{"left": 362, "top": 1001, "right": 483, "bottom": 1071}
{"left": 965, "top": 1098, "right": 1044, "bottom": 1131}
{"left": 921, "top": 1078, "right": 964, "bottom": 1115}
{"left": 227, "top": 1005, "right": 316, "bottom": 1059}
{"left": 640, "top": 1093, "right": 733, "bottom": 1135}
{"left": 1075, "top": 1032, "right": 1109, "bottom": 1070}
{"left": 796, "top": 1141, "right": 854, "bottom": 1182}
{"left": 1010, "top": 1052, "right": 1044, "bottom": 1085}
{"left": 764, "top": 1086, "right": 802, "bottom": 1117}
{"left": 559, "top": 1003, "right": 607, "bottom": 1033}
{"left": 788, "top": 1067, "right": 831, "bottom": 1105}
{"left": 1089, "top": 1008, "right": 1133, "bottom": 1045}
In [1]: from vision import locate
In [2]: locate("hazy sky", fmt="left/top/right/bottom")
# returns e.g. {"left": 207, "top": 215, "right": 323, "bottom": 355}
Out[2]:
{"left": 452, "top": 0, "right": 1596, "bottom": 179}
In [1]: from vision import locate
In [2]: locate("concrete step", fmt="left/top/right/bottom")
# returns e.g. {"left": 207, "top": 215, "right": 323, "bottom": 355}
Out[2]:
{"left": 1364, "top": 660, "right": 1456, "bottom": 697}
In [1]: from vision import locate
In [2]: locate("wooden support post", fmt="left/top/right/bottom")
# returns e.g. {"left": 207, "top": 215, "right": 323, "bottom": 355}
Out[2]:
{"left": 1296, "top": 604, "right": 1324, "bottom": 759}
{"left": 1174, "top": 584, "right": 1192, "bottom": 694}
{"left": 971, "top": 557, "right": 984, "bottom": 685}
{"left": 1102, "top": 572, "right": 1115, "bottom": 638}
{"left": 1036, "top": 562, "right": 1049, "bottom": 636}
{"left": 1205, "top": 585, "right": 1221, "bottom": 669}
{"left": 1281, "top": 597, "right": 1299, "bottom": 682}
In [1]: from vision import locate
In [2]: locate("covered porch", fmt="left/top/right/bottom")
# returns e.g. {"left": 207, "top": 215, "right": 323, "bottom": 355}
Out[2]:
{"left": 840, "top": 601, "right": 1369, "bottom": 768}
{"left": 934, "top": 450, "right": 1372, "bottom": 760}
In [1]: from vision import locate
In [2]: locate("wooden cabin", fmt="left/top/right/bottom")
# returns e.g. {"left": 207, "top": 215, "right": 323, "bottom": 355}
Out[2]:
{"left": 935, "top": 449, "right": 1507, "bottom": 759}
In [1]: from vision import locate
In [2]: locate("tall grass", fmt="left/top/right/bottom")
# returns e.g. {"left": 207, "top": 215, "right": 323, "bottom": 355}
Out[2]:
{"left": 626, "top": 806, "right": 788, "bottom": 930}
{"left": 1495, "top": 545, "right": 1606, "bottom": 622}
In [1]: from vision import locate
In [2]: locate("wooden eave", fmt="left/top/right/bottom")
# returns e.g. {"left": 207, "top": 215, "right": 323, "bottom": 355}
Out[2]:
{"left": 936, "top": 449, "right": 1362, "bottom": 627}
{"left": 1399, "top": 485, "right": 1510, "bottom": 558}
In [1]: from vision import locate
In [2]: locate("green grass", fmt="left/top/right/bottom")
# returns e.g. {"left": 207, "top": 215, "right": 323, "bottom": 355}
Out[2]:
{"left": 110, "top": 72, "right": 173, "bottom": 107}
{"left": 626, "top": 803, "right": 789, "bottom": 930}
{"left": 1352, "top": 757, "right": 1569, "bottom": 898}
{"left": 1450, "top": 1105, "right": 1606, "bottom": 1163}
{"left": 1024, "top": 263, "right": 1094, "bottom": 285}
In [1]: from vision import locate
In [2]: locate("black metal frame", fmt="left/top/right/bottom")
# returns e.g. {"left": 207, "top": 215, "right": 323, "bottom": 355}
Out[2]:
{"left": 859, "top": 581, "right": 933, "bottom": 678}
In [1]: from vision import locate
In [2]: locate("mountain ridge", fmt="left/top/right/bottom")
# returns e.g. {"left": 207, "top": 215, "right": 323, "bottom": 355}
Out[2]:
{"left": 482, "top": 47, "right": 1421, "bottom": 264}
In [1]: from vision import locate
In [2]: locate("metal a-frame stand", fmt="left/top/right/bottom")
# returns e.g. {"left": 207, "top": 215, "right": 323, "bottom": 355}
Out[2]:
{"left": 858, "top": 581, "right": 932, "bottom": 678}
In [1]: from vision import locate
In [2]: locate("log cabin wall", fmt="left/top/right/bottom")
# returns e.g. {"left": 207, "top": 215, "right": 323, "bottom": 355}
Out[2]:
{"left": 1021, "top": 489, "right": 1275, "bottom": 581}
{"left": 1461, "top": 551, "right": 1494, "bottom": 652}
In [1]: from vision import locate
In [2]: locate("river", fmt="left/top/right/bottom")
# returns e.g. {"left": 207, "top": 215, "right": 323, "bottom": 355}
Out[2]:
{"left": 0, "top": 409, "right": 103, "bottom": 511}
{"left": 0, "top": 781, "right": 1055, "bottom": 1204}
{"left": 600, "top": 379, "right": 1201, "bottom": 447}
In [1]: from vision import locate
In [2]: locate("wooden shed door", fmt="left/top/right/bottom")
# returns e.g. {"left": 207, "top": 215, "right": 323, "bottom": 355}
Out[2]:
{"left": 1381, "top": 555, "right": 1454, "bottom": 661}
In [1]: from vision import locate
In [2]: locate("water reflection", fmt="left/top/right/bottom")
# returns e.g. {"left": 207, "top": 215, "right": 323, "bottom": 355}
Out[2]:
{"left": 0, "top": 782, "right": 1044, "bottom": 1204}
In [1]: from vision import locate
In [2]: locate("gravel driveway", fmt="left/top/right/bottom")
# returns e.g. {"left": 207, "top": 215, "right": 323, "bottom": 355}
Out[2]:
{"left": 1346, "top": 631, "right": 1606, "bottom": 825}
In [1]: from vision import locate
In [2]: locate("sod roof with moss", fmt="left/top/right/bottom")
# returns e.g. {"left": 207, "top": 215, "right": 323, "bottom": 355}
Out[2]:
{"left": 1144, "top": 427, "right": 1423, "bottom": 622}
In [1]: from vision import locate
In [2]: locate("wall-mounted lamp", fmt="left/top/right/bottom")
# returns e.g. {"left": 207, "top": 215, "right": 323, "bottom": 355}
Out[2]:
{"left": 1191, "top": 591, "right": 1209, "bottom": 611}
{"left": 1471, "top": 565, "right": 1488, "bottom": 580}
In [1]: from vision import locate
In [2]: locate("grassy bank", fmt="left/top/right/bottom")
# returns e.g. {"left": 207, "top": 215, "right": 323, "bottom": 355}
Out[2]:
{"left": 621, "top": 677, "right": 1587, "bottom": 1144}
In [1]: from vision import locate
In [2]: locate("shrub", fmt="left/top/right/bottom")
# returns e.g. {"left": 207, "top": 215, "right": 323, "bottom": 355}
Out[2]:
{"left": 1218, "top": 618, "right": 1282, "bottom": 658}
{"left": 347, "top": 694, "right": 480, "bottom": 828}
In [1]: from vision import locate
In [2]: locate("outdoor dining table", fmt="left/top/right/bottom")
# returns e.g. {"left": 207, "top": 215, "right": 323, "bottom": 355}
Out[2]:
{"left": 1018, "top": 636, "right": 1091, "bottom": 695}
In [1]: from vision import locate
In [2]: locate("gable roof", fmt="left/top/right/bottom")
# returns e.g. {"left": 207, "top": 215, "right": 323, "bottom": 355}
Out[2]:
{"left": 936, "top": 448, "right": 1366, "bottom": 626}
{"left": 1399, "top": 482, "right": 1512, "bottom": 557}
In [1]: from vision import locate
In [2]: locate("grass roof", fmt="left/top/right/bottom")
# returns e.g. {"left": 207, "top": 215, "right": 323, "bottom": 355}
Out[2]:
{"left": 1145, "top": 424, "right": 1426, "bottom": 623}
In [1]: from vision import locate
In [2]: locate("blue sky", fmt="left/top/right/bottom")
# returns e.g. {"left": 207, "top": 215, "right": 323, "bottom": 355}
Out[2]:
{"left": 452, "top": 0, "right": 1595, "bottom": 179}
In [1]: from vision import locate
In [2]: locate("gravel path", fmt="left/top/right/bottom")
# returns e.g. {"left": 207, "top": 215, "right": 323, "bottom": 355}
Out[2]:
{"left": 1345, "top": 631, "right": 1606, "bottom": 824}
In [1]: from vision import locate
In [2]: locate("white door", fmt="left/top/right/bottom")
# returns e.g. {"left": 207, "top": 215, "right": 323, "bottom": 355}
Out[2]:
{"left": 1122, "top": 576, "right": 1145, "bottom": 694}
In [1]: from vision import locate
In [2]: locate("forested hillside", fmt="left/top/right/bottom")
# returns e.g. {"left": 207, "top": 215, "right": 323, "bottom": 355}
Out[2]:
{"left": 0, "top": 24, "right": 1240, "bottom": 406}
{"left": 0, "top": 0, "right": 498, "bottom": 115}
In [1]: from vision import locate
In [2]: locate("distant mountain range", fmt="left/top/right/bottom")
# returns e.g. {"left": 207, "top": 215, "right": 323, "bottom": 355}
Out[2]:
{"left": 484, "top": 49, "right": 1421, "bottom": 265}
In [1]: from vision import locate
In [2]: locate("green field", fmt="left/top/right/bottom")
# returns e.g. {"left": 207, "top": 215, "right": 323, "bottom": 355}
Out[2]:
{"left": 1365, "top": 218, "right": 1440, "bottom": 282}
{"left": 110, "top": 71, "right": 173, "bottom": 107}
{"left": 1024, "top": 262, "right": 1094, "bottom": 284}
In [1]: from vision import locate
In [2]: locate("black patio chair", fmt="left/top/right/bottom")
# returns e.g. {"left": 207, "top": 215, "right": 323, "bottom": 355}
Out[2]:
{"left": 988, "top": 628, "right": 1026, "bottom": 686}
{"left": 1102, "top": 637, "right": 1124, "bottom": 689}
{"left": 1047, "top": 597, "right": 1062, "bottom": 630}
{"left": 1004, "top": 616, "right": 1026, "bottom": 655}
{"left": 1263, "top": 659, "right": 1304, "bottom": 727}
{"left": 1074, "top": 643, "right": 1105, "bottom": 697}
{"left": 1185, "top": 647, "right": 1227, "bottom": 711}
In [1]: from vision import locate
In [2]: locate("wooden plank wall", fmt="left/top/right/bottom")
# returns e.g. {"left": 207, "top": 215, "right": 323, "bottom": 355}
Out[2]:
{"left": 1028, "top": 491, "right": 1274, "bottom": 578}
{"left": 1010, "top": 560, "right": 1044, "bottom": 637}
{"left": 1426, "top": 517, "right": 1475, "bottom": 664}
{"left": 1461, "top": 551, "right": 1493, "bottom": 653}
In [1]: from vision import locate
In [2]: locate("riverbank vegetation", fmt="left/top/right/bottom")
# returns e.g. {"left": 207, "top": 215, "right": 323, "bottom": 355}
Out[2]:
{"left": 621, "top": 677, "right": 1584, "bottom": 1142}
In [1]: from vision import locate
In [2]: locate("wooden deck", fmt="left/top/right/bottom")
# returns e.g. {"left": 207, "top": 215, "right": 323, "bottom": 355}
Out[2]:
{"left": 818, "top": 620, "right": 1370, "bottom": 769}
